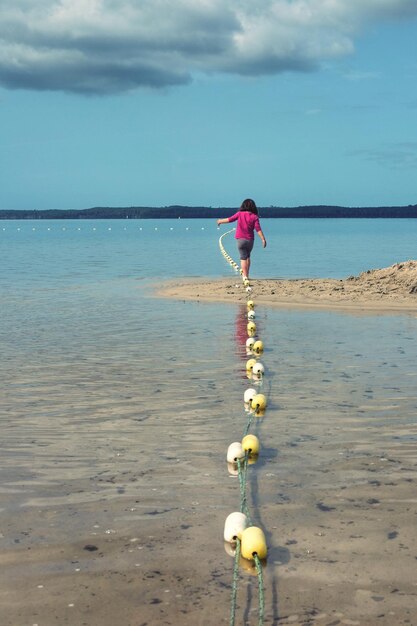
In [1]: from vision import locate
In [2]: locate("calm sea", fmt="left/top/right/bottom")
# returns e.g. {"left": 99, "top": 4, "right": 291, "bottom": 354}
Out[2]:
{"left": 1, "top": 218, "right": 417, "bottom": 625}
{"left": 2, "top": 218, "right": 417, "bottom": 289}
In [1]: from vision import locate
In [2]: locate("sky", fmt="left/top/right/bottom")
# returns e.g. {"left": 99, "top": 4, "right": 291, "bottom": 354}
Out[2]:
{"left": 1, "top": 0, "right": 417, "bottom": 210}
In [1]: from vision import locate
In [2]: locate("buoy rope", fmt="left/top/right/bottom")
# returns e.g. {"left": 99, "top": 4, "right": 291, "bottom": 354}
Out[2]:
{"left": 229, "top": 538, "right": 241, "bottom": 626}
{"left": 244, "top": 411, "right": 255, "bottom": 437}
{"left": 254, "top": 554, "right": 265, "bottom": 626}
{"left": 220, "top": 229, "right": 267, "bottom": 626}
{"left": 237, "top": 456, "right": 252, "bottom": 526}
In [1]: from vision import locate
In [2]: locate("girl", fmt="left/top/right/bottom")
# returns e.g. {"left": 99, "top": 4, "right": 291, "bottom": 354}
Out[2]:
{"left": 217, "top": 198, "right": 267, "bottom": 279}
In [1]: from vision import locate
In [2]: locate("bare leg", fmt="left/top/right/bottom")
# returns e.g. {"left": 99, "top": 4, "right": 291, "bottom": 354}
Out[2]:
{"left": 241, "top": 258, "right": 249, "bottom": 278}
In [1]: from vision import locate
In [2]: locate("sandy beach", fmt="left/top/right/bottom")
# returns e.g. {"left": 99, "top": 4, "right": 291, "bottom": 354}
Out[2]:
{"left": 2, "top": 259, "right": 417, "bottom": 626}
{"left": 156, "top": 260, "right": 417, "bottom": 313}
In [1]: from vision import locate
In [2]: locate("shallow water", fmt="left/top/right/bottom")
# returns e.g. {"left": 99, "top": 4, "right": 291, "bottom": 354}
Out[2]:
{"left": 2, "top": 217, "right": 417, "bottom": 285}
{"left": 1, "top": 220, "right": 417, "bottom": 625}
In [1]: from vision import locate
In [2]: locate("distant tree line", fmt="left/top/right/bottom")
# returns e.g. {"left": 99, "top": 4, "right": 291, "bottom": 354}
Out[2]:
{"left": 1, "top": 204, "right": 417, "bottom": 219}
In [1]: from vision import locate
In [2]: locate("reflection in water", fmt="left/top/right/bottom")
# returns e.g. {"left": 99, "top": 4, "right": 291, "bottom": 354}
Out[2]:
{"left": 224, "top": 541, "right": 237, "bottom": 558}
{"left": 239, "top": 555, "right": 267, "bottom": 576}
{"left": 235, "top": 305, "right": 251, "bottom": 358}
{"left": 1, "top": 267, "right": 417, "bottom": 624}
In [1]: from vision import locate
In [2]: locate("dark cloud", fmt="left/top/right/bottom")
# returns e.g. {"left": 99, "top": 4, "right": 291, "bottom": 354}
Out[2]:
{"left": 0, "top": 61, "right": 191, "bottom": 95}
{"left": 0, "top": 0, "right": 416, "bottom": 95}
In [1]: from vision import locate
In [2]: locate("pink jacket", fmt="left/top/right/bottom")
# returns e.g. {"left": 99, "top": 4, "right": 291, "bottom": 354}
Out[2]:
{"left": 227, "top": 211, "right": 261, "bottom": 240}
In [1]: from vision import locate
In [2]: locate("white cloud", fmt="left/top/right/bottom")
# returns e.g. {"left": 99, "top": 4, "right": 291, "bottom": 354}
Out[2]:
{"left": 343, "top": 70, "right": 382, "bottom": 81}
{"left": 348, "top": 142, "right": 417, "bottom": 169}
{"left": 0, "top": 0, "right": 416, "bottom": 94}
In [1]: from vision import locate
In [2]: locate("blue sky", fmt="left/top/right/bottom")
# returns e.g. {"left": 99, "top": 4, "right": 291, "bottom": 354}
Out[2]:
{"left": 1, "top": 1, "right": 416, "bottom": 210}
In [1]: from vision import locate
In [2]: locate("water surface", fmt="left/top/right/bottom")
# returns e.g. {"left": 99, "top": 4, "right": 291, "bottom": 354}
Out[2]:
{"left": 1, "top": 219, "right": 417, "bottom": 625}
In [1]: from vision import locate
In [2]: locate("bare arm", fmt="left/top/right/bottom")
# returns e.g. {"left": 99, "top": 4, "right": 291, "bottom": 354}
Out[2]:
{"left": 257, "top": 229, "right": 267, "bottom": 248}
{"left": 217, "top": 218, "right": 229, "bottom": 226}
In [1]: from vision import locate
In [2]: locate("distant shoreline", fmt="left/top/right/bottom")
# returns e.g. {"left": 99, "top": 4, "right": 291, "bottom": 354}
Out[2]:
{"left": 1, "top": 204, "right": 417, "bottom": 220}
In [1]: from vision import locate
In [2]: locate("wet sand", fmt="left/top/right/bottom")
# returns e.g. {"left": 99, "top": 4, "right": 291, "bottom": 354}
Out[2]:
{"left": 1, "top": 276, "right": 417, "bottom": 625}
{"left": 156, "top": 260, "right": 417, "bottom": 313}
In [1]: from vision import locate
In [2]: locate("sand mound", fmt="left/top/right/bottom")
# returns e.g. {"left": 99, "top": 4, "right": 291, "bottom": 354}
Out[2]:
{"left": 352, "top": 260, "right": 417, "bottom": 294}
{"left": 156, "top": 260, "right": 417, "bottom": 312}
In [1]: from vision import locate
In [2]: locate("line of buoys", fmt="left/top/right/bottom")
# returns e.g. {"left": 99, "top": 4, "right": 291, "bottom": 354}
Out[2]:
{"left": 0, "top": 225, "right": 208, "bottom": 233}
{"left": 218, "top": 231, "right": 270, "bottom": 626}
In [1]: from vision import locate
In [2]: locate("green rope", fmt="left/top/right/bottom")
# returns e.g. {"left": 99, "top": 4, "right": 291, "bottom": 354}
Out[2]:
{"left": 254, "top": 554, "right": 265, "bottom": 626}
{"left": 236, "top": 458, "right": 246, "bottom": 511}
{"left": 244, "top": 411, "right": 254, "bottom": 436}
{"left": 237, "top": 455, "right": 252, "bottom": 526}
{"left": 229, "top": 538, "right": 241, "bottom": 626}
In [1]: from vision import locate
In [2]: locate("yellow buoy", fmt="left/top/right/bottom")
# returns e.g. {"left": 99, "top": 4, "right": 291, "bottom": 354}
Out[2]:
{"left": 246, "top": 358, "right": 257, "bottom": 372}
{"left": 247, "top": 321, "right": 256, "bottom": 336}
{"left": 253, "top": 340, "right": 264, "bottom": 355}
{"left": 251, "top": 393, "right": 267, "bottom": 412}
{"left": 241, "top": 526, "right": 267, "bottom": 560}
{"left": 242, "top": 434, "right": 260, "bottom": 455}
{"left": 247, "top": 300, "right": 254, "bottom": 310}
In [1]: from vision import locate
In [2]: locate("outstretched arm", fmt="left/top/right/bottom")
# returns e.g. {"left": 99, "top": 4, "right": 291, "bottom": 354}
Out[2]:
{"left": 217, "top": 218, "right": 229, "bottom": 226}
{"left": 257, "top": 229, "right": 267, "bottom": 248}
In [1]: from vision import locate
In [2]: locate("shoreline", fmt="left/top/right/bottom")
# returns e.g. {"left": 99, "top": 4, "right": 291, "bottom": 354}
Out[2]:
{"left": 154, "top": 261, "right": 417, "bottom": 314}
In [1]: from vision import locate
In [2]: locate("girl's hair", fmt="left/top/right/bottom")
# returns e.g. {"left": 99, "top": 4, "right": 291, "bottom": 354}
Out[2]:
{"left": 240, "top": 198, "right": 258, "bottom": 215}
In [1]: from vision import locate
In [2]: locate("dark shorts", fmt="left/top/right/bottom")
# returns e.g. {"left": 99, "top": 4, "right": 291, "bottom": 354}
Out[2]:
{"left": 237, "top": 238, "right": 254, "bottom": 260}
